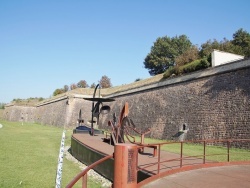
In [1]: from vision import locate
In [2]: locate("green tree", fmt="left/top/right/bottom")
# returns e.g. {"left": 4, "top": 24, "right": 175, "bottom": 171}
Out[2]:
{"left": 0, "top": 103, "right": 6, "bottom": 109}
{"left": 232, "top": 28, "right": 250, "bottom": 57}
{"left": 199, "top": 38, "right": 244, "bottom": 59}
{"left": 90, "top": 83, "right": 96, "bottom": 88}
{"left": 199, "top": 39, "right": 221, "bottom": 58}
{"left": 77, "top": 80, "right": 88, "bottom": 88}
{"left": 38, "top": 97, "right": 44, "bottom": 102}
{"left": 144, "top": 35, "right": 192, "bottom": 75}
{"left": 63, "top": 85, "right": 69, "bottom": 92}
{"left": 70, "top": 83, "right": 77, "bottom": 90}
{"left": 53, "top": 89, "right": 64, "bottom": 96}
{"left": 135, "top": 78, "right": 142, "bottom": 82}
{"left": 99, "top": 75, "right": 112, "bottom": 88}
{"left": 175, "top": 46, "right": 199, "bottom": 66}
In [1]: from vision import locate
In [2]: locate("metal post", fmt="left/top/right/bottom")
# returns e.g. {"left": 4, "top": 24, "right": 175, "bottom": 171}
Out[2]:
{"left": 114, "top": 144, "right": 138, "bottom": 188}
{"left": 141, "top": 134, "right": 144, "bottom": 153}
{"left": 180, "top": 142, "right": 183, "bottom": 168}
{"left": 157, "top": 145, "right": 161, "bottom": 174}
{"left": 203, "top": 141, "right": 206, "bottom": 164}
{"left": 82, "top": 174, "right": 87, "bottom": 188}
{"left": 227, "top": 140, "right": 230, "bottom": 162}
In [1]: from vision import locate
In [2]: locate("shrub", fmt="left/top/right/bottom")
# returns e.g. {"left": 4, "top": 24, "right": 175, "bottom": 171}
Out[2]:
{"left": 163, "top": 66, "right": 176, "bottom": 78}
{"left": 163, "top": 58, "right": 211, "bottom": 79}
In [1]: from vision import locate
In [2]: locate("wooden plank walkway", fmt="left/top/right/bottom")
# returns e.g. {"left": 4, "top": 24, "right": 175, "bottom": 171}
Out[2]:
{"left": 72, "top": 133, "right": 206, "bottom": 175}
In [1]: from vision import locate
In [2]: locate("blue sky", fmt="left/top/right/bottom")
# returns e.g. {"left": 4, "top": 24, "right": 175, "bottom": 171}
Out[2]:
{"left": 0, "top": 0, "right": 249, "bottom": 103}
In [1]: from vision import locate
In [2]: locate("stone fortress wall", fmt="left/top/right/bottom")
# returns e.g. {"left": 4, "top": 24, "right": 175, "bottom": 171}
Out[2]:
{"left": 3, "top": 104, "right": 35, "bottom": 123}
{"left": 3, "top": 58, "right": 250, "bottom": 143}
{"left": 4, "top": 94, "right": 93, "bottom": 128}
{"left": 99, "top": 59, "right": 250, "bottom": 142}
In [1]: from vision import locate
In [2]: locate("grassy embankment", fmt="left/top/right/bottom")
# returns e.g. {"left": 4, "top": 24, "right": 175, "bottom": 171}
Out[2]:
{"left": 0, "top": 120, "right": 103, "bottom": 188}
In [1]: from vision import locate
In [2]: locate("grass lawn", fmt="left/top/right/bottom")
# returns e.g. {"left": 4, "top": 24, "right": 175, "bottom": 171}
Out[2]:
{"left": 127, "top": 136, "right": 250, "bottom": 162}
{"left": 0, "top": 120, "right": 103, "bottom": 188}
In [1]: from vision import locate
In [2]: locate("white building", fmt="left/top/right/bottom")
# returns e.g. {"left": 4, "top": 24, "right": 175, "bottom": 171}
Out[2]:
{"left": 211, "top": 49, "right": 244, "bottom": 67}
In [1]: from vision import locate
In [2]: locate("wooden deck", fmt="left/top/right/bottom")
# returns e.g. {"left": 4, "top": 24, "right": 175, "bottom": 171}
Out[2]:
{"left": 72, "top": 133, "right": 206, "bottom": 175}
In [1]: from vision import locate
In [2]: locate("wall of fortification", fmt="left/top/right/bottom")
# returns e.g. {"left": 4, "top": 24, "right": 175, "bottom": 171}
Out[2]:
{"left": 65, "top": 97, "right": 92, "bottom": 128}
{"left": 35, "top": 96, "right": 92, "bottom": 128}
{"left": 3, "top": 96, "right": 93, "bottom": 128}
{"left": 3, "top": 105, "right": 36, "bottom": 122}
{"left": 99, "top": 59, "right": 250, "bottom": 143}
{"left": 3, "top": 59, "right": 250, "bottom": 145}
{"left": 35, "top": 98, "right": 68, "bottom": 127}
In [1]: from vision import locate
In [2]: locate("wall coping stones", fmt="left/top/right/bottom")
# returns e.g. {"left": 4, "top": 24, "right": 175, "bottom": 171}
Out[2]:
{"left": 36, "top": 94, "right": 94, "bottom": 107}
{"left": 5, "top": 58, "right": 250, "bottom": 107}
{"left": 105, "top": 58, "right": 250, "bottom": 98}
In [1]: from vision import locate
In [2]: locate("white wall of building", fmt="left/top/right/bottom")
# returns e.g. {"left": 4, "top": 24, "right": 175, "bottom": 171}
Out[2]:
{"left": 211, "top": 49, "right": 244, "bottom": 67}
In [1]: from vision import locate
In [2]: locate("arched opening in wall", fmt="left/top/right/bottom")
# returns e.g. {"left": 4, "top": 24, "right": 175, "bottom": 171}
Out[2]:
{"left": 183, "top": 123, "right": 187, "bottom": 131}
{"left": 182, "top": 123, "right": 189, "bottom": 132}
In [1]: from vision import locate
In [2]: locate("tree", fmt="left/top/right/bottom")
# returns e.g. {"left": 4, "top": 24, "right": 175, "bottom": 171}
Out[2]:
{"left": 90, "top": 83, "right": 96, "bottom": 88}
{"left": 199, "top": 39, "right": 221, "bottom": 58}
{"left": 135, "top": 78, "right": 142, "bottom": 82}
{"left": 232, "top": 28, "right": 250, "bottom": 57}
{"left": 199, "top": 38, "right": 244, "bottom": 60}
{"left": 53, "top": 89, "right": 64, "bottom": 96}
{"left": 77, "top": 80, "right": 88, "bottom": 88}
{"left": 175, "top": 46, "right": 199, "bottom": 66}
{"left": 70, "top": 83, "right": 77, "bottom": 90}
{"left": 38, "top": 97, "right": 44, "bottom": 102}
{"left": 99, "top": 75, "right": 112, "bottom": 88}
{"left": 63, "top": 85, "right": 69, "bottom": 92}
{"left": 0, "top": 103, "right": 6, "bottom": 109}
{"left": 143, "top": 35, "right": 192, "bottom": 75}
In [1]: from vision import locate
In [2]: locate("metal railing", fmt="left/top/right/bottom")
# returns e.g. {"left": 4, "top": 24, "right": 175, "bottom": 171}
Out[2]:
{"left": 137, "top": 139, "right": 250, "bottom": 187}
{"left": 66, "top": 155, "right": 113, "bottom": 188}
{"left": 66, "top": 139, "right": 250, "bottom": 188}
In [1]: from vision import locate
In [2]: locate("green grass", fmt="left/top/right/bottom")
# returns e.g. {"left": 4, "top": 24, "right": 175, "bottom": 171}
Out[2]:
{"left": 0, "top": 120, "right": 103, "bottom": 188}
{"left": 127, "top": 136, "right": 250, "bottom": 162}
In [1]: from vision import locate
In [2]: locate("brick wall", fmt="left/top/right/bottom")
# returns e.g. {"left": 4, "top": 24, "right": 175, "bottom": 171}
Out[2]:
{"left": 4, "top": 96, "right": 93, "bottom": 128}
{"left": 3, "top": 59, "right": 250, "bottom": 145}
{"left": 99, "top": 60, "right": 250, "bottom": 143}
{"left": 35, "top": 96, "right": 92, "bottom": 128}
{"left": 3, "top": 105, "right": 35, "bottom": 122}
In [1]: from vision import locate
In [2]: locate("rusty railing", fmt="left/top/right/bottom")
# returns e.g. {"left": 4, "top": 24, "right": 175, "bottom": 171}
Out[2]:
{"left": 137, "top": 139, "right": 250, "bottom": 187}
{"left": 67, "top": 139, "right": 250, "bottom": 188}
{"left": 66, "top": 155, "right": 113, "bottom": 188}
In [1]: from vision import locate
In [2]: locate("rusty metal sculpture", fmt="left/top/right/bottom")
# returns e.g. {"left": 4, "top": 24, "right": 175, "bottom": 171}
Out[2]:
{"left": 107, "top": 102, "right": 129, "bottom": 144}
{"left": 106, "top": 102, "right": 158, "bottom": 156}
{"left": 83, "top": 84, "right": 114, "bottom": 135}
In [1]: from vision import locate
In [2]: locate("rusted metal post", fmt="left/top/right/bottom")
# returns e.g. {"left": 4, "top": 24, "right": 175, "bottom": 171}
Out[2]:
{"left": 114, "top": 144, "right": 138, "bottom": 188}
{"left": 180, "top": 142, "right": 183, "bottom": 168}
{"left": 141, "top": 134, "right": 144, "bottom": 144}
{"left": 66, "top": 155, "right": 113, "bottom": 188}
{"left": 140, "top": 134, "right": 144, "bottom": 153}
{"left": 82, "top": 174, "right": 87, "bottom": 188}
{"left": 227, "top": 140, "right": 230, "bottom": 162}
{"left": 157, "top": 145, "right": 161, "bottom": 174}
{"left": 203, "top": 141, "right": 206, "bottom": 164}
